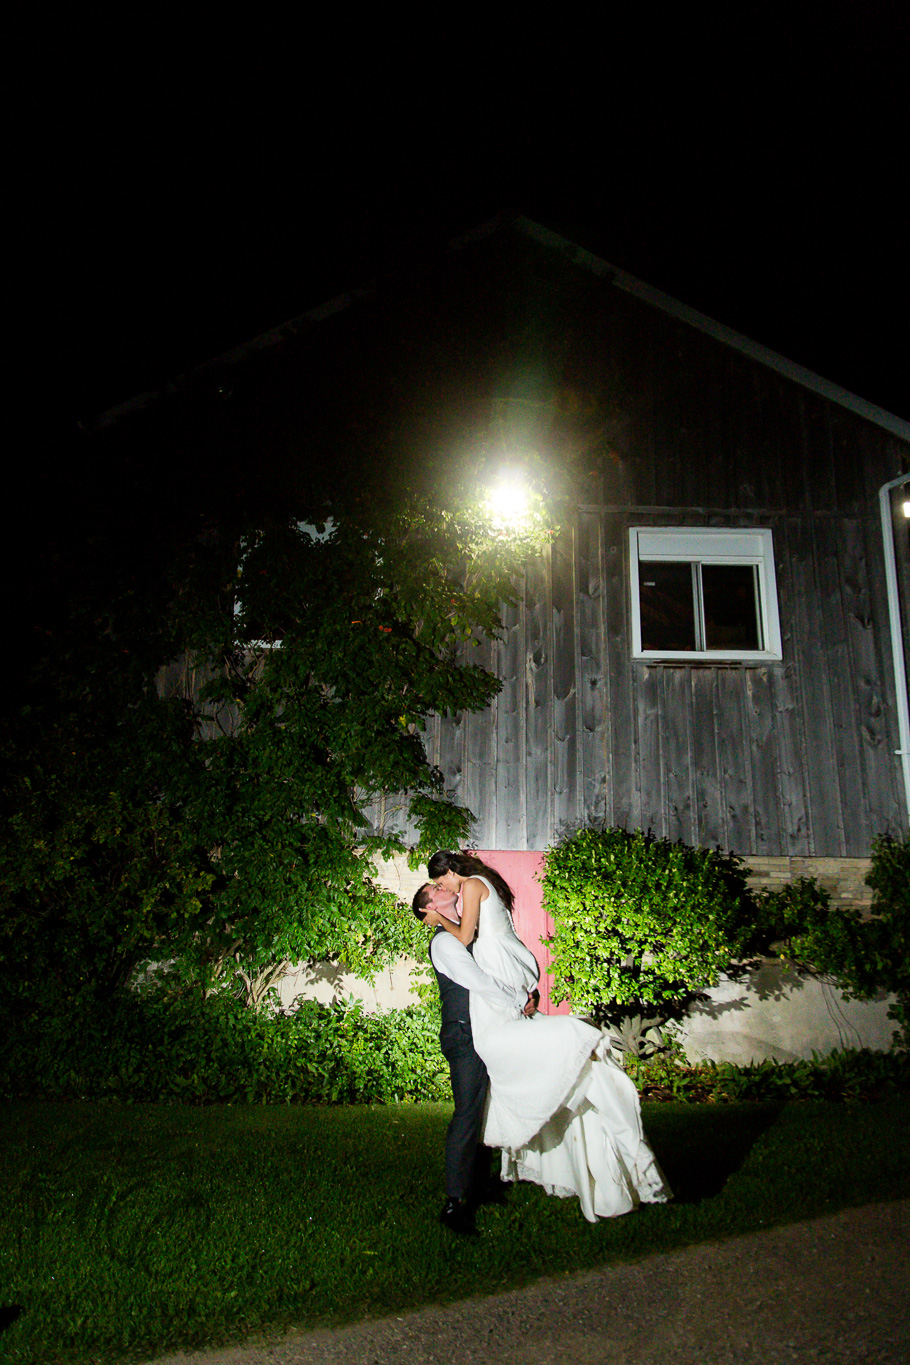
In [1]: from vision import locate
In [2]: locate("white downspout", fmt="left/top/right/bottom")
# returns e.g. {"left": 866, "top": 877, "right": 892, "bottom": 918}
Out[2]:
{"left": 879, "top": 473, "right": 910, "bottom": 827}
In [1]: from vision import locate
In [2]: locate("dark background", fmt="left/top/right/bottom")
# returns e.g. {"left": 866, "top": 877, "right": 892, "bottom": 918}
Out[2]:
{"left": 12, "top": 3, "right": 908, "bottom": 428}
{"left": 6, "top": 2, "right": 908, "bottom": 648}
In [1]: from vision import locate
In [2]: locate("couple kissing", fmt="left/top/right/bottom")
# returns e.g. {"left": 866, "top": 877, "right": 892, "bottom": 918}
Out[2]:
{"left": 413, "top": 850, "right": 670, "bottom": 1235}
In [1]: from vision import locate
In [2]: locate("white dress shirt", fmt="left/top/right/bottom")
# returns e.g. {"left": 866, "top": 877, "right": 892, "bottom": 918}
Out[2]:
{"left": 429, "top": 932, "right": 528, "bottom": 1016}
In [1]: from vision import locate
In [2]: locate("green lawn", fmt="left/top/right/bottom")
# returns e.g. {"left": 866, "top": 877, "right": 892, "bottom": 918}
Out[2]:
{"left": 1, "top": 1097, "right": 908, "bottom": 1365}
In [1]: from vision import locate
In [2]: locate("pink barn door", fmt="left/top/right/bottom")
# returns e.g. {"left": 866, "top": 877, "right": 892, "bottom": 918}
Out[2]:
{"left": 475, "top": 850, "right": 570, "bottom": 1015}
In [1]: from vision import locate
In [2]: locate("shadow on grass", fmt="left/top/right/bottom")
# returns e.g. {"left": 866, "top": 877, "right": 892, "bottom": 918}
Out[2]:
{"left": 0, "top": 1306, "right": 24, "bottom": 1335}
{"left": 643, "top": 1101, "right": 783, "bottom": 1204}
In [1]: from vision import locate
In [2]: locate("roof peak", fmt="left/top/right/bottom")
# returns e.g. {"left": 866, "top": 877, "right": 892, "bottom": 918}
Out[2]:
{"left": 97, "top": 213, "right": 910, "bottom": 445}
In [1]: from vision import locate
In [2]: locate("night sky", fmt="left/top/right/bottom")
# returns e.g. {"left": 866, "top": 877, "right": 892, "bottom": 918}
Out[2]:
{"left": 10, "top": 6, "right": 909, "bottom": 458}
{"left": 3, "top": 2, "right": 907, "bottom": 719}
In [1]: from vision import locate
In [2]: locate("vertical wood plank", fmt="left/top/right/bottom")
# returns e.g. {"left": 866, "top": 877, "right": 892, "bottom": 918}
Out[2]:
{"left": 829, "top": 407, "right": 865, "bottom": 513}
{"left": 494, "top": 598, "right": 524, "bottom": 851}
{"left": 771, "top": 663, "right": 812, "bottom": 854}
{"left": 524, "top": 549, "right": 553, "bottom": 850}
{"left": 715, "top": 668, "right": 755, "bottom": 853}
{"left": 841, "top": 515, "right": 904, "bottom": 846}
{"left": 787, "top": 518, "right": 846, "bottom": 855}
{"left": 577, "top": 506, "right": 607, "bottom": 830}
{"left": 690, "top": 669, "right": 722, "bottom": 847}
{"left": 696, "top": 345, "right": 728, "bottom": 507}
{"left": 637, "top": 665, "right": 664, "bottom": 835}
{"left": 859, "top": 500, "right": 907, "bottom": 831}
{"left": 462, "top": 633, "right": 496, "bottom": 848}
{"left": 746, "top": 668, "right": 783, "bottom": 855}
{"left": 770, "top": 519, "right": 812, "bottom": 854}
{"left": 663, "top": 667, "right": 695, "bottom": 844}
{"left": 799, "top": 392, "right": 836, "bottom": 513}
{"left": 729, "top": 362, "right": 763, "bottom": 512}
{"left": 765, "top": 372, "right": 806, "bottom": 513}
{"left": 603, "top": 511, "right": 632, "bottom": 829}
{"left": 551, "top": 522, "right": 579, "bottom": 838}
{"left": 814, "top": 516, "right": 867, "bottom": 853}
{"left": 436, "top": 707, "right": 465, "bottom": 824}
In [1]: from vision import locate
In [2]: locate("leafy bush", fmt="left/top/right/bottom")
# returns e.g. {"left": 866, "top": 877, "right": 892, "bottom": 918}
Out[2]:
{"left": 747, "top": 875, "right": 835, "bottom": 957}
{"left": 0, "top": 985, "right": 448, "bottom": 1106}
{"left": 627, "top": 1047, "right": 910, "bottom": 1104}
{"left": 861, "top": 832, "right": 910, "bottom": 1045}
{"left": 540, "top": 826, "right": 754, "bottom": 1054}
{"left": 752, "top": 833, "right": 910, "bottom": 1049}
{"left": 5, "top": 973, "right": 905, "bottom": 1112}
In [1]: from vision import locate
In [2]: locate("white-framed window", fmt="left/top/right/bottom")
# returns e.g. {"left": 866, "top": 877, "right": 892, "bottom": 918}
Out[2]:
{"left": 629, "top": 527, "right": 783, "bottom": 662}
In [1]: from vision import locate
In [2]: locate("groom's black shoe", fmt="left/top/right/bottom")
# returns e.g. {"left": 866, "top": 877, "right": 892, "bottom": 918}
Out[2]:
{"left": 439, "top": 1198, "right": 478, "bottom": 1236}
{"left": 471, "top": 1177, "right": 510, "bottom": 1208}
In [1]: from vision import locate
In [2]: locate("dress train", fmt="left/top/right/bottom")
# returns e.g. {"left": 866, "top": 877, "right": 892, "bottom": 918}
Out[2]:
{"left": 467, "top": 877, "right": 671, "bottom": 1221}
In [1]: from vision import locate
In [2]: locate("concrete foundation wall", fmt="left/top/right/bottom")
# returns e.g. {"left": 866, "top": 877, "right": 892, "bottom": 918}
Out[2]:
{"left": 275, "top": 855, "right": 430, "bottom": 1013}
{"left": 678, "top": 962, "right": 897, "bottom": 1064}
{"left": 276, "top": 957, "right": 420, "bottom": 1013}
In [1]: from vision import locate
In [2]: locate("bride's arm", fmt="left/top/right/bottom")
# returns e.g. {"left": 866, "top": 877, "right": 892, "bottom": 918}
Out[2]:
{"left": 426, "top": 878, "right": 484, "bottom": 945}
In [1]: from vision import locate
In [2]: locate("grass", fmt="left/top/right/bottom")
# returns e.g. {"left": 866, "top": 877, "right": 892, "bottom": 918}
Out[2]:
{"left": 1, "top": 1096, "right": 908, "bottom": 1365}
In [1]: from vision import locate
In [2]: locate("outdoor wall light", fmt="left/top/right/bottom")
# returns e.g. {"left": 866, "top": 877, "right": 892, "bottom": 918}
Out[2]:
{"left": 902, "top": 500, "right": 910, "bottom": 519}
{"left": 485, "top": 470, "right": 530, "bottom": 528}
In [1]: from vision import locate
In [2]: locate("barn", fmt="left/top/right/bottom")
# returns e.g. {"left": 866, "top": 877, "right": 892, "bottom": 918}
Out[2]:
{"left": 107, "top": 215, "right": 909, "bottom": 1057}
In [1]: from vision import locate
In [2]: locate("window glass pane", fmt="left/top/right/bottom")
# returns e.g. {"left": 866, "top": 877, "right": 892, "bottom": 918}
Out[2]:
{"left": 702, "top": 564, "right": 760, "bottom": 650}
{"left": 639, "top": 561, "right": 696, "bottom": 651}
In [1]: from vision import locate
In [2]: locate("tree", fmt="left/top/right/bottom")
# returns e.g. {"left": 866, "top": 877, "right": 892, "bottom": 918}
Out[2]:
{"left": 0, "top": 484, "right": 554, "bottom": 1014}
{"left": 0, "top": 567, "right": 213, "bottom": 1022}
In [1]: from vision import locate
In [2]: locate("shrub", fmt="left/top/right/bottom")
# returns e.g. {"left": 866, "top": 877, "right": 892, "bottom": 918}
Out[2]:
{"left": 747, "top": 875, "right": 834, "bottom": 957}
{"left": 540, "top": 826, "right": 754, "bottom": 1055}
{"left": 862, "top": 831, "right": 910, "bottom": 1046}
{"left": 0, "top": 985, "right": 449, "bottom": 1105}
{"left": 626, "top": 1046, "right": 910, "bottom": 1104}
{"left": 752, "top": 833, "right": 910, "bottom": 1050}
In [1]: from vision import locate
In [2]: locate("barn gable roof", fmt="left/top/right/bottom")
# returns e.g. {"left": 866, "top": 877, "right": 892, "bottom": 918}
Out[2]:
{"left": 515, "top": 219, "right": 910, "bottom": 444}
{"left": 98, "top": 214, "right": 910, "bottom": 445}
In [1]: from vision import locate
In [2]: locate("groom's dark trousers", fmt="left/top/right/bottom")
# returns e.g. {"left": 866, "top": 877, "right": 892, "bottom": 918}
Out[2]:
{"left": 430, "top": 928, "right": 493, "bottom": 1202}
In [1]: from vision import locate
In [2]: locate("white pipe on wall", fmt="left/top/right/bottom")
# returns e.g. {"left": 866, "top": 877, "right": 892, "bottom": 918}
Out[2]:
{"left": 879, "top": 472, "right": 910, "bottom": 828}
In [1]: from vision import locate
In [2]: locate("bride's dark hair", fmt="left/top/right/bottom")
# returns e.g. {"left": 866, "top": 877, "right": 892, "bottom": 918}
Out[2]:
{"left": 426, "top": 850, "right": 515, "bottom": 912}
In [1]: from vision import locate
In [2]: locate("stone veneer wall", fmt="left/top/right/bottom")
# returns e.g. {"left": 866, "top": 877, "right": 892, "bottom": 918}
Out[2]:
{"left": 743, "top": 857, "right": 873, "bottom": 912}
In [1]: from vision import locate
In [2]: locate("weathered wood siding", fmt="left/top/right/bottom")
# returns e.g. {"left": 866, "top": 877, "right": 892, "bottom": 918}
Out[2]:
{"left": 424, "top": 241, "right": 909, "bottom": 857}
{"left": 410, "top": 267, "right": 909, "bottom": 857}
{"left": 137, "top": 220, "right": 907, "bottom": 859}
{"left": 427, "top": 497, "right": 906, "bottom": 856}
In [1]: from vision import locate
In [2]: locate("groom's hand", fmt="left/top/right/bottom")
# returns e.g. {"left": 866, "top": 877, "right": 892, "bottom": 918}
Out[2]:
{"left": 523, "top": 989, "right": 540, "bottom": 1017}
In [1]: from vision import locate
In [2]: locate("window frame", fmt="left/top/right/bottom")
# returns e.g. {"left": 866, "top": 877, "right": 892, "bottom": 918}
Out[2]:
{"left": 629, "top": 526, "right": 783, "bottom": 663}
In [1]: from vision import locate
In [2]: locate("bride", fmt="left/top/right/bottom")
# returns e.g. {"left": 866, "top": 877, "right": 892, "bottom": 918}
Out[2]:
{"left": 421, "top": 849, "right": 670, "bottom": 1221}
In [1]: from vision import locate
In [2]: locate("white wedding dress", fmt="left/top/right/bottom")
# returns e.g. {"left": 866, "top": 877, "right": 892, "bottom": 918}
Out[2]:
{"left": 469, "top": 877, "right": 671, "bottom": 1221}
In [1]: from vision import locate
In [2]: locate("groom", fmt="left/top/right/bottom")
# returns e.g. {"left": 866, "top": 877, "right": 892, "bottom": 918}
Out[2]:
{"left": 412, "top": 881, "right": 537, "bottom": 1235}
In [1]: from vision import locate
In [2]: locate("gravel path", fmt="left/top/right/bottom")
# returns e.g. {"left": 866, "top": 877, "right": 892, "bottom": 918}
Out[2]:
{"left": 148, "top": 1199, "right": 909, "bottom": 1365}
